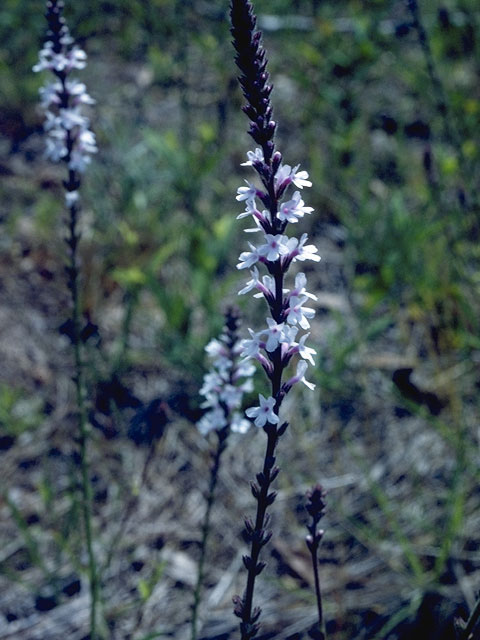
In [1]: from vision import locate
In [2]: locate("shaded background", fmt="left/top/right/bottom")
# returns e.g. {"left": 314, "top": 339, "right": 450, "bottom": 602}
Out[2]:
{"left": 1, "top": 0, "right": 480, "bottom": 638}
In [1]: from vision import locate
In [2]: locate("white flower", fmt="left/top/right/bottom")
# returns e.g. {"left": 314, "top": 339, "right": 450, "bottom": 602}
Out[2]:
{"left": 241, "top": 328, "right": 263, "bottom": 358}
{"left": 197, "top": 408, "right": 228, "bottom": 436}
{"left": 238, "top": 267, "right": 276, "bottom": 299}
{"left": 236, "top": 181, "right": 257, "bottom": 202}
{"left": 39, "top": 82, "right": 61, "bottom": 108}
{"left": 241, "top": 148, "right": 264, "bottom": 166}
{"left": 231, "top": 412, "right": 251, "bottom": 434}
{"left": 237, "top": 199, "right": 259, "bottom": 219}
{"left": 264, "top": 318, "right": 285, "bottom": 352}
{"left": 274, "top": 163, "right": 312, "bottom": 191}
{"left": 278, "top": 191, "right": 314, "bottom": 223}
{"left": 65, "top": 191, "right": 79, "bottom": 208}
{"left": 45, "top": 133, "right": 67, "bottom": 162}
{"left": 296, "top": 333, "right": 317, "bottom": 366}
{"left": 258, "top": 234, "right": 289, "bottom": 262}
{"left": 282, "top": 324, "right": 299, "bottom": 347}
{"left": 285, "top": 296, "right": 315, "bottom": 329}
{"left": 197, "top": 315, "right": 255, "bottom": 437}
{"left": 291, "top": 165, "right": 312, "bottom": 189}
{"left": 235, "top": 363, "right": 256, "bottom": 380}
{"left": 238, "top": 267, "right": 261, "bottom": 295}
{"left": 287, "top": 233, "right": 321, "bottom": 263}
{"left": 205, "top": 339, "right": 227, "bottom": 359}
{"left": 220, "top": 384, "right": 243, "bottom": 410}
{"left": 67, "top": 80, "right": 95, "bottom": 105}
{"left": 291, "top": 272, "right": 317, "bottom": 301}
{"left": 254, "top": 274, "right": 275, "bottom": 299}
{"left": 67, "top": 47, "right": 87, "bottom": 71}
{"left": 237, "top": 242, "right": 261, "bottom": 270}
{"left": 59, "top": 108, "right": 88, "bottom": 130}
{"left": 246, "top": 394, "right": 279, "bottom": 427}
{"left": 296, "top": 360, "right": 316, "bottom": 390}
{"left": 284, "top": 360, "right": 316, "bottom": 392}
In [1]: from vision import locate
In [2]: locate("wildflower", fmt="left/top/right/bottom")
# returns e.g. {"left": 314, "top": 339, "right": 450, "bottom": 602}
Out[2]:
{"left": 291, "top": 272, "right": 317, "bottom": 301}
{"left": 197, "top": 308, "right": 254, "bottom": 436}
{"left": 285, "top": 296, "right": 315, "bottom": 329}
{"left": 258, "top": 234, "right": 289, "bottom": 261}
{"left": 231, "top": 0, "right": 320, "bottom": 636}
{"left": 33, "top": 0, "right": 97, "bottom": 175}
{"left": 264, "top": 318, "right": 285, "bottom": 352}
{"left": 278, "top": 191, "right": 314, "bottom": 223}
{"left": 283, "top": 360, "right": 316, "bottom": 393}
{"left": 33, "top": 2, "right": 98, "bottom": 636}
{"left": 236, "top": 181, "right": 258, "bottom": 202}
{"left": 287, "top": 233, "right": 321, "bottom": 263}
{"left": 193, "top": 309, "right": 254, "bottom": 640}
{"left": 241, "top": 147, "right": 264, "bottom": 166}
{"left": 237, "top": 242, "right": 262, "bottom": 270}
{"left": 246, "top": 394, "right": 279, "bottom": 427}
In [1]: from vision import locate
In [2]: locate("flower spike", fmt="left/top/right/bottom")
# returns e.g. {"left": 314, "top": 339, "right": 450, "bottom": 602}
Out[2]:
{"left": 230, "top": 1, "right": 320, "bottom": 637}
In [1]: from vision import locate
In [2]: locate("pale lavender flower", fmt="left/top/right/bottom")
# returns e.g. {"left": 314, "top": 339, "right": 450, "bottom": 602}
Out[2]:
{"left": 236, "top": 181, "right": 258, "bottom": 202}
{"left": 285, "top": 296, "right": 316, "bottom": 329}
{"left": 245, "top": 394, "right": 279, "bottom": 427}
{"left": 197, "top": 309, "right": 254, "bottom": 436}
{"left": 278, "top": 191, "right": 314, "bottom": 223}
{"left": 33, "top": 1, "right": 97, "bottom": 176}
{"left": 258, "top": 234, "right": 289, "bottom": 261}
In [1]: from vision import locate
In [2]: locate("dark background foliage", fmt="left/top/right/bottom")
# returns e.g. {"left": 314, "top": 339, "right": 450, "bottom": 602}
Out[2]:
{"left": 1, "top": 0, "right": 480, "bottom": 638}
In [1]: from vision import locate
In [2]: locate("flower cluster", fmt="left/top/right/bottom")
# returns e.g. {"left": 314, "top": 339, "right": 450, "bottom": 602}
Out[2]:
{"left": 33, "top": 0, "right": 97, "bottom": 197}
{"left": 197, "top": 308, "right": 254, "bottom": 436}
{"left": 237, "top": 148, "right": 319, "bottom": 427}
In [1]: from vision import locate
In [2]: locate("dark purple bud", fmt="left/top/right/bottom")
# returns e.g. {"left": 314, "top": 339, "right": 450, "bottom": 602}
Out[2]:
{"left": 272, "top": 151, "right": 282, "bottom": 173}
{"left": 244, "top": 516, "right": 255, "bottom": 535}
{"left": 262, "top": 529, "right": 272, "bottom": 546}
{"left": 266, "top": 490, "right": 277, "bottom": 505}
{"left": 232, "top": 594, "right": 244, "bottom": 618}
{"left": 256, "top": 471, "right": 265, "bottom": 486}
{"left": 255, "top": 561, "right": 266, "bottom": 575}
{"left": 277, "top": 421, "right": 289, "bottom": 436}
{"left": 251, "top": 606, "right": 262, "bottom": 623}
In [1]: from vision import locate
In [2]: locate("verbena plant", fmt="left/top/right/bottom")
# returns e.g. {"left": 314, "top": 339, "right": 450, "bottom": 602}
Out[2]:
{"left": 191, "top": 307, "right": 254, "bottom": 640}
{"left": 33, "top": 1, "right": 99, "bottom": 637}
{"left": 229, "top": 1, "right": 320, "bottom": 637}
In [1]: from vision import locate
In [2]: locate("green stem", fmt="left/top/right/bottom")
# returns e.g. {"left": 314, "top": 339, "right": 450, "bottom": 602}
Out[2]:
{"left": 68, "top": 199, "right": 99, "bottom": 640}
{"left": 191, "top": 427, "right": 228, "bottom": 640}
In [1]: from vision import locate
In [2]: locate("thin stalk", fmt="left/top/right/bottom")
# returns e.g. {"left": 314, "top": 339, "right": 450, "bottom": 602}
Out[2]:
{"left": 67, "top": 195, "right": 99, "bottom": 640}
{"left": 191, "top": 427, "right": 229, "bottom": 640}
{"left": 311, "top": 554, "right": 326, "bottom": 640}
{"left": 460, "top": 598, "right": 480, "bottom": 640}
{"left": 305, "top": 485, "right": 327, "bottom": 640}
{"left": 236, "top": 424, "right": 280, "bottom": 640}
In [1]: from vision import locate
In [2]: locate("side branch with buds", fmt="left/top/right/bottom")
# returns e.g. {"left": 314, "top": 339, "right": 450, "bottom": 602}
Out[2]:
{"left": 192, "top": 308, "right": 254, "bottom": 640}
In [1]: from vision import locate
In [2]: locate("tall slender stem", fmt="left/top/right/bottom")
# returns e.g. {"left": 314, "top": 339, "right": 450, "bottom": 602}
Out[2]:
{"left": 34, "top": 3, "right": 99, "bottom": 635}
{"left": 191, "top": 428, "right": 229, "bottom": 640}
{"left": 230, "top": 1, "right": 319, "bottom": 636}
{"left": 236, "top": 425, "right": 280, "bottom": 639}
{"left": 67, "top": 196, "right": 99, "bottom": 640}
